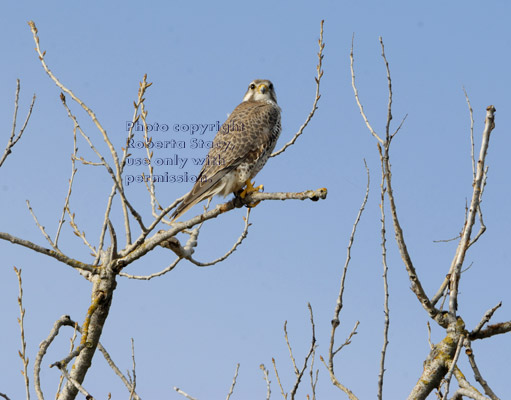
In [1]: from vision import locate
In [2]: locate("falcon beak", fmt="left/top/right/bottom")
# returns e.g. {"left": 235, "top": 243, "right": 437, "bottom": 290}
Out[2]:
{"left": 258, "top": 84, "right": 268, "bottom": 94}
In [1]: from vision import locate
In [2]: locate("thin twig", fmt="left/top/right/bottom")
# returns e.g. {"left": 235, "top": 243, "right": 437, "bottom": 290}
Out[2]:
{"left": 119, "top": 257, "right": 182, "bottom": 280}
{"left": 55, "top": 323, "right": 79, "bottom": 399}
{"left": 54, "top": 96, "right": 79, "bottom": 248}
{"left": 129, "top": 338, "right": 137, "bottom": 400}
{"left": 14, "top": 267, "right": 30, "bottom": 400}
{"left": 97, "top": 342, "right": 141, "bottom": 400}
{"left": 26, "top": 200, "right": 58, "bottom": 251}
{"left": 67, "top": 206, "right": 97, "bottom": 255}
{"left": 350, "top": 35, "right": 383, "bottom": 144}
{"left": 322, "top": 161, "right": 368, "bottom": 400}
{"left": 272, "top": 358, "right": 287, "bottom": 399}
{"left": 225, "top": 363, "right": 240, "bottom": 400}
{"left": 309, "top": 346, "right": 318, "bottom": 400}
{"left": 0, "top": 79, "right": 36, "bottom": 168}
{"left": 140, "top": 99, "right": 159, "bottom": 219}
{"left": 271, "top": 20, "right": 324, "bottom": 157}
{"left": 380, "top": 37, "right": 393, "bottom": 142}
{"left": 328, "top": 161, "right": 369, "bottom": 364}
{"left": 50, "top": 344, "right": 86, "bottom": 370}
{"left": 377, "top": 150, "right": 390, "bottom": 400}
{"left": 463, "top": 87, "right": 476, "bottom": 179}
{"left": 174, "top": 388, "right": 197, "bottom": 400}
{"left": 284, "top": 321, "right": 299, "bottom": 376}
{"left": 188, "top": 209, "right": 252, "bottom": 267}
{"left": 260, "top": 364, "right": 271, "bottom": 400}
{"left": 464, "top": 340, "right": 500, "bottom": 400}
{"left": 426, "top": 322, "right": 434, "bottom": 350}
{"left": 289, "top": 303, "right": 317, "bottom": 399}
{"left": 332, "top": 321, "right": 359, "bottom": 357}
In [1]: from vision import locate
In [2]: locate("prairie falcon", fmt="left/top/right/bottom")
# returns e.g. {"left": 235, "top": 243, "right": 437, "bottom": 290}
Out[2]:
{"left": 171, "top": 79, "right": 281, "bottom": 220}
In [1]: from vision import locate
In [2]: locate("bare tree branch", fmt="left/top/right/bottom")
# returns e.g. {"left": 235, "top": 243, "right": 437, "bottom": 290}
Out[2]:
{"left": 451, "top": 388, "right": 490, "bottom": 400}
{"left": 34, "top": 315, "right": 73, "bottom": 400}
{"left": 350, "top": 35, "right": 383, "bottom": 144}
{"left": 453, "top": 366, "right": 486, "bottom": 399}
{"left": 271, "top": 358, "right": 287, "bottom": 399}
{"left": 464, "top": 340, "right": 500, "bottom": 400}
{"left": 289, "top": 303, "right": 316, "bottom": 399}
{"left": 309, "top": 345, "right": 319, "bottom": 400}
{"left": 448, "top": 106, "right": 496, "bottom": 317}
{"left": 463, "top": 87, "right": 476, "bottom": 178}
{"left": 0, "top": 80, "right": 36, "bottom": 168}
{"left": 119, "top": 257, "right": 182, "bottom": 280}
{"left": 470, "top": 321, "right": 511, "bottom": 340}
{"left": 174, "top": 387, "right": 198, "bottom": 400}
{"left": 128, "top": 338, "right": 137, "bottom": 400}
{"left": 225, "top": 363, "right": 240, "bottom": 400}
{"left": 14, "top": 267, "right": 30, "bottom": 400}
{"left": 54, "top": 365, "right": 95, "bottom": 400}
{"left": 28, "top": 21, "right": 136, "bottom": 248}
{"left": 321, "top": 161, "right": 368, "bottom": 400}
{"left": 377, "top": 153, "right": 390, "bottom": 400}
{"left": 327, "top": 161, "right": 368, "bottom": 367}
{"left": 260, "top": 364, "right": 271, "bottom": 400}
{"left": 97, "top": 342, "right": 140, "bottom": 400}
{"left": 352, "top": 36, "right": 446, "bottom": 327}
{"left": 54, "top": 100, "right": 79, "bottom": 248}
{"left": 471, "top": 303, "right": 502, "bottom": 337}
{"left": 118, "top": 188, "right": 327, "bottom": 267}
{"left": 0, "top": 232, "right": 95, "bottom": 273}
{"left": 66, "top": 206, "right": 97, "bottom": 256}
{"left": 26, "top": 200, "right": 58, "bottom": 251}
{"left": 55, "top": 323, "right": 79, "bottom": 399}
{"left": 271, "top": 20, "right": 324, "bottom": 157}
{"left": 187, "top": 208, "right": 252, "bottom": 267}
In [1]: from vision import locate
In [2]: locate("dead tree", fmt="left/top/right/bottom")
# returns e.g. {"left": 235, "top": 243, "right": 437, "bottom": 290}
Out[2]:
{"left": 339, "top": 36, "right": 508, "bottom": 400}
{"left": 0, "top": 21, "right": 325, "bottom": 400}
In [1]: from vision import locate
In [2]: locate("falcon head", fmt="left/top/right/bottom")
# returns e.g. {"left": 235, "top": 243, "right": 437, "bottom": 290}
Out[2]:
{"left": 242, "top": 79, "right": 277, "bottom": 104}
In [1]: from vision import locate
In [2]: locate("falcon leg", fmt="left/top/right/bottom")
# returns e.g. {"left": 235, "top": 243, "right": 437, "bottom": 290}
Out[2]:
{"left": 239, "top": 180, "right": 264, "bottom": 208}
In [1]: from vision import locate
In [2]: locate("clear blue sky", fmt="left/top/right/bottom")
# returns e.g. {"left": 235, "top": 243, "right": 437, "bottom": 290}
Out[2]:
{"left": 1, "top": 1, "right": 510, "bottom": 399}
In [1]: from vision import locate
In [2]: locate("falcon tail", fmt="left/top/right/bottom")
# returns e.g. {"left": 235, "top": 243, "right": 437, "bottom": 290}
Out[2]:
{"left": 170, "top": 179, "right": 219, "bottom": 221}
{"left": 170, "top": 196, "right": 199, "bottom": 222}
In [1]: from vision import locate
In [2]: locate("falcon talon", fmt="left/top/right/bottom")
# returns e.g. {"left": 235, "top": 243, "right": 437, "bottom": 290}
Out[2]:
{"left": 240, "top": 180, "right": 264, "bottom": 199}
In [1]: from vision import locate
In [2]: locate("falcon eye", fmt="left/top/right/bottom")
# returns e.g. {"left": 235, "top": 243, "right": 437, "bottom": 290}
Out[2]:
{"left": 269, "top": 83, "right": 273, "bottom": 90}
{"left": 250, "top": 83, "right": 256, "bottom": 90}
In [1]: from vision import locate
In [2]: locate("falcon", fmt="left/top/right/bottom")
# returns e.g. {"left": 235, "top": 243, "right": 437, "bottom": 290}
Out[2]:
{"left": 171, "top": 79, "right": 281, "bottom": 220}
